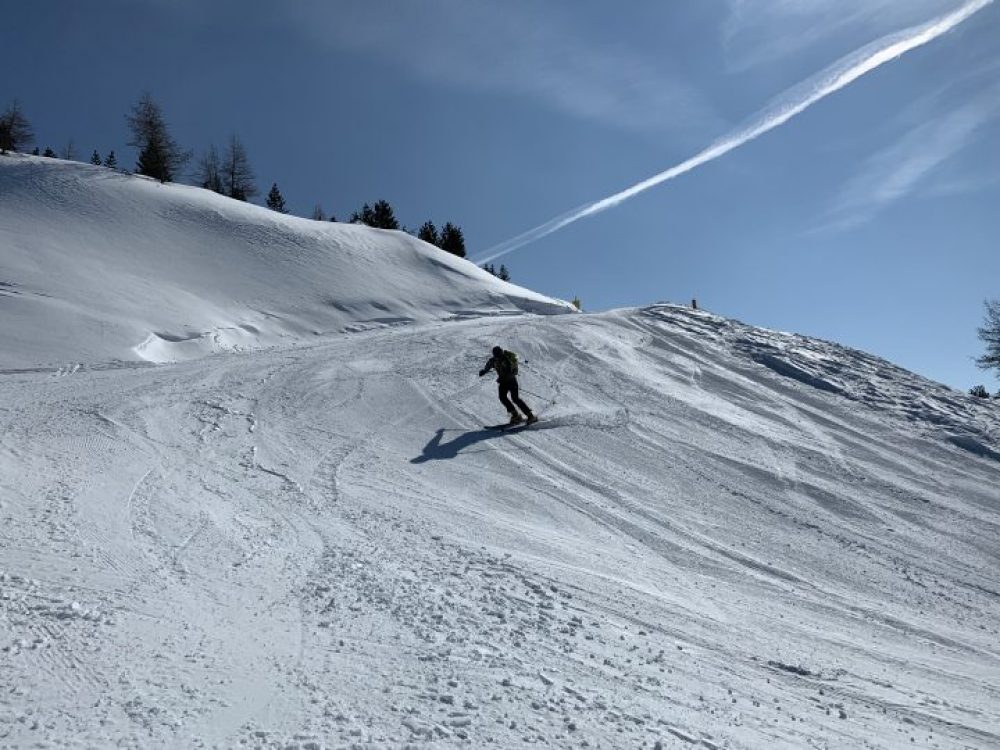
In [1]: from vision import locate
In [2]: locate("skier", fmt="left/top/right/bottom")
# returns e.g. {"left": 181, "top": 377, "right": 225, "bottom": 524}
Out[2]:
{"left": 479, "top": 345, "right": 537, "bottom": 426}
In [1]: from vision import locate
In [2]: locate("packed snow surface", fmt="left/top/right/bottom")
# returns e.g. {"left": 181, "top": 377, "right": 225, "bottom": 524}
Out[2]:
{"left": 1, "top": 157, "right": 999, "bottom": 748}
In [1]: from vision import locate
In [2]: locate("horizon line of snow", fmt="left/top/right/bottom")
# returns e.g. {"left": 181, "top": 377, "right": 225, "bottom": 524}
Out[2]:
{"left": 472, "top": 0, "right": 994, "bottom": 264}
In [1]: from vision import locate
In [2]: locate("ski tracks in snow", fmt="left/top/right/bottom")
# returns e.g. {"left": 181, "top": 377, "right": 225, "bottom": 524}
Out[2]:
{"left": 1, "top": 307, "right": 999, "bottom": 747}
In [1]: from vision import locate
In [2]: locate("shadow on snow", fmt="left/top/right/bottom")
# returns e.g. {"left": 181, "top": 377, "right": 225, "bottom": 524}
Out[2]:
{"left": 410, "top": 422, "right": 557, "bottom": 463}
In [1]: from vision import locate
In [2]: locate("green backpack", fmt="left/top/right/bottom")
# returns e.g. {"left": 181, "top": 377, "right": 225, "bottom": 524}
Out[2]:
{"left": 498, "top": 350, "right": 518, "bottom": 377}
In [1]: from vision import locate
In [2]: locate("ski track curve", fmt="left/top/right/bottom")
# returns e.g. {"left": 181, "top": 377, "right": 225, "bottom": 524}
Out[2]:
{"left": 0, "top": 306, "right": 998, "bottom": 748}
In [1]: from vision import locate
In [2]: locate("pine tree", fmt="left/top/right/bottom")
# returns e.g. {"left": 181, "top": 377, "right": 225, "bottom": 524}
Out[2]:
{"left": 350, "top": 203, "right": 375, "bottom": 226}
{"left": 126, "top": 93, "right": 189, "bottom": 182}
{"left": 196, "top": 145, "right": 224, "bottom": 193}
{"left": 970, "top": 384, "right": 990, "bottom": 398}
{"left": 90, "top": 149, "right": 102, "bottom": 165}
{"left": 371, "top": 199, "right": 399, "bottom": 230}
{"left": 418, "top": 220, "right": 439, "bottom": 247}
{"left": 266, "top": 182, "right": 288, "bottom": 213}
{"left": 975, "top": 299, "right": 1000, "bottom": 377}
{"left": 498, "top": 264, "right": 510, "bottom": 281}
{"left": 0, "top": 100, "right": 33, "bottom": 154}
{"left": 348, "top": 201, "right": 398, "bottom": 229}
{"left": 222, "top": 134, "right": 256, "bottom": 201}
{"left": 104, "top": 150, "right": 117, "bottom": 169}
{"left": 482, "top": 263, "right": 496, "bottom": 276}
{"left": 42, "top": 146, "right": 56, "bottom": 158}
{"left": 136, "top": 137, "right": 166, "bottom": 178}
{"left": 31, "top": 146, "right": 39, "bottom": 156}
{"left": 439, "top": 222, "right": 466, "bottom": 258}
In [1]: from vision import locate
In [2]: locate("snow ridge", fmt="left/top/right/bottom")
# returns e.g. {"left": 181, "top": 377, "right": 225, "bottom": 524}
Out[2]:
{"left": 0, "top": 155, "right": 572, "bottom": 368}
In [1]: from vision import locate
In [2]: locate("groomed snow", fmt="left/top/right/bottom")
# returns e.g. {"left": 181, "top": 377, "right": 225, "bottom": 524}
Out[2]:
{"left": 1, "top": 157, "right": 999, "bottom": 748}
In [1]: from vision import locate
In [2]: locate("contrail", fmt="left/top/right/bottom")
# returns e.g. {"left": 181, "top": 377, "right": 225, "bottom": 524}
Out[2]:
{"left": 475, "top": 0, "right": 994, "bottom": 263}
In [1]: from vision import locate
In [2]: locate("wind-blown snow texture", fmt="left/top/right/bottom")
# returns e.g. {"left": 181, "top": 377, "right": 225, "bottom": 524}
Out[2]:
{"left": 0, "top": 156, "right": 570, "bottom": 367}
{"left": 1, "top": 157, "right": 999, "bottom": 748}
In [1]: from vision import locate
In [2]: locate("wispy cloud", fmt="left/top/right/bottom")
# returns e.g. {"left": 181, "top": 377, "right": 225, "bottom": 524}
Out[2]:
{"left": 474, "top": 0, "right": 995, "bottom": 263}
{"left": 283, "top": 0, "right": 721, "bottom": 137}
{"left": 722, "top": 0, "right": 960, "bottom": 71}
{"left": 824, "top": 89, "right": 1000, "bottom": 230}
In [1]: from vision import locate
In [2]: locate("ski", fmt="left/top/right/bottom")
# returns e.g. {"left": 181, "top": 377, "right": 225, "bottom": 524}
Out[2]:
{"left": 485, "top": 419, "right": 539, "bottom": 431}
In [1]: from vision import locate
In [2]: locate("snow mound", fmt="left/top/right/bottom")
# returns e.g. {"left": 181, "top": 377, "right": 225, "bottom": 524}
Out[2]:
{"left": 0, "top": 155, "right": 572, "bottom": 366}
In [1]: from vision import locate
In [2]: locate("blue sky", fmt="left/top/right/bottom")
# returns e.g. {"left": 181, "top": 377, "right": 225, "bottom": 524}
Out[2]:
{"left": 3, "top": 0, "right": 998, "bottom": 390}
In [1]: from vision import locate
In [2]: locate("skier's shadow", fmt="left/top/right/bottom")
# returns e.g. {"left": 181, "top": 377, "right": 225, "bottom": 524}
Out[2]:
{"left": 410, "top": 427, "right": 511, "bottom": 463}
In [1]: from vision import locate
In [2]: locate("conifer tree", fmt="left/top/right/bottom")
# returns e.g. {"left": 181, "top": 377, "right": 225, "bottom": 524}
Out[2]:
{"left": 266, "top": 182, "right": 288, "bottom": 213}
{"left": 418, "top": 220, "right": 439, "bottom": 247}
{"left": 104, "top": 150, "right": 117, "bottom": 169}
{"left": 31, "top": 146, "right": 39, "bottom": 156}
{"left": 349, "top": 200, "right": 399, "bottom": 229}
{"left": 498, "top": 264, "right": 510, "bottom": 281}
{"left": 350, "top": 203, "right": 374, "bottom": 225}
{"left": 126, "top": 93, "right": 189, "bottom": 182}
{"left": 970, "top": 384, "right": 990, "bottom": 398}
{"left": 42, "top": 146, "right": 56, "bottom": 158}
{"left": 439, "top": 222, "right": 466, "bottom": 258}
{"left": 0, "top": 100, "right": 33, "bottom": 154}
{"left": 371, "top": 199, "right": 399, "bottom": 230}
{"left": 221, "top": 134, "right": 256, "bottom": 200}
{"left": 90, "top": 149, "right": 102, "bottom": 165}
{"left": 975, "top": 299, "right": 1000, "bottom": 378}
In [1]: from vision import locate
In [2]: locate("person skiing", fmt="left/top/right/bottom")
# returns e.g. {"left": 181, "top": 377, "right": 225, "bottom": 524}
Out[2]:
{"left": 479, "top": 345, "right": 537, "bottom": 426}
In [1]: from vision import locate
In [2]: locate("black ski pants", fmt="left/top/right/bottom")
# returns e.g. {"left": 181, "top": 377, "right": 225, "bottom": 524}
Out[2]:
{"left": 498, "top": 376, "right": 532, "bottom": 417}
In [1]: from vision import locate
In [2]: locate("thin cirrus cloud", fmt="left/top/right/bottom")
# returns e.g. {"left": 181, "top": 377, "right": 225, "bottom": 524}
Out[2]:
{"left": 288, "top": 1, "right": 722, "bottom": 137}
{"left": 722, "top": 0, "right": 961, "bottom": 71}
{"left": 472, "top": 0, "right": 994, "bottom": 263}
{"left": 824, "top": 89, "right": 1000, "bottom": 231}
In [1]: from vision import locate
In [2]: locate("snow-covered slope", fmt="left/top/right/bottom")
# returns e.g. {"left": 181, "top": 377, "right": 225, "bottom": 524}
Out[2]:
{"left": 0, "top": 155, "right": 570, "bottom": 367}
{"left": 1, "top": 159, "right": 999, "bottom": 749}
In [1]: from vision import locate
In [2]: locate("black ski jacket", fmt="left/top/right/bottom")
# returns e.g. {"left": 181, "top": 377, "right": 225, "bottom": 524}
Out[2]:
{"left": 479, "top": 350, "right": 518, "bottom": 381}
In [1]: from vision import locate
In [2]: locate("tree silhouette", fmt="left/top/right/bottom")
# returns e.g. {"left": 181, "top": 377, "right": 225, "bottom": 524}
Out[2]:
{"left": 371, "top": 200, "right": 399, "bottom": 229}
{"left": 266, "top": 182, "right": 288, "bottom": 213}
{"left": 439, "top": 222, "right": 466, "bottom": 258}
{"left": 351, "top": 200, "right": 399, "bottom": 229}
{"left": 222, "top": 134, "right": 256, "bottom": 200}
{"left": 196, "top": 145, "right": 223, "bottom": 193}
{"left": 126, "top": 93, "right": 189, "bottom": 182}
{"left": 975, "top": 299, "right": 1000, "bottom": 378}
{"left": 418, "top": 220, "right": 439, "bottom": 247}
{"left": 0, "top": 100, "right": 33, "bottom": 154}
